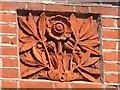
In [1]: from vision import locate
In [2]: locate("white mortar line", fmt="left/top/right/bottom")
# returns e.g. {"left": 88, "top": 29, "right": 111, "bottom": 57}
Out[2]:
{"left": 104, "top": 72, "right": 120, "bottom": 74}
{"left": 0, "top": 22, "right": 16, "bottom": 25}
{"left": 0, "top": 21, "right": 2, "bottom": 88}
{"left": 0, "top": 67, "right": 18, "bottom": 69}
{"left": 0, "top": 11, "right": 16, "bottom": 14}
{"left": 0, "top": 33, "right": 17, "bottom": 36}
{"left": 0, "top": 55, "right": 17, "bottom": 58}
{"left": 0, "top": 43, "right": 17, "bottom": 47}
{"left": 102, "top": 49, "right": 120, "bottom": 52}
{"left": 103, "top": 61, "right": 119, "bottom": 64}
{"left": 0, "top": 78, "right": 19, "bottom": 81}
{"left": 104, "top": 83, "right": 120, "bottom": 86}
{"left": 102, "top": 38, "right": 120, "bottom": 42}
{"left": 102, "top": 27, "right": 120, "bottom": 30}
{"left": 16, "top": 12, "right": 20, "bottom": 89}
{"left": 101, "top": 15, "right": 120, "bottom": 19}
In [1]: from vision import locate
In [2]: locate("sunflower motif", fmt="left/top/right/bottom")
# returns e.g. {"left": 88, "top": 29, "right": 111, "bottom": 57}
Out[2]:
{"left": 18, "top": 12, "right": 101, "bottom": 82}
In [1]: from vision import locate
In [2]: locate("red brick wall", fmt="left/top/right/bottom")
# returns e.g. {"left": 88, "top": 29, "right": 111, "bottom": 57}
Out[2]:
{"left": 0, "top": 1, "right": 119, "bottom": 89}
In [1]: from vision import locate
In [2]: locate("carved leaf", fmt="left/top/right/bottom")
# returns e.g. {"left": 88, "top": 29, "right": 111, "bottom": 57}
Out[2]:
{"left": 79, "top": 16, "right": 92, "bottom": 38}
{"left": 80, "top": 51, "right": 90, "bottom": 65}
{"left": 20, "top": 42, "right": 37, "bottom": 52}
{"left": 22, "top": 67, "right": 46, "bottom": 78}
{"left": 89, "top": 34, "right": 98, "bottom": 40}
{"left": 78, "top": 68, "right": 96, "bottom": 82}
{"left": 20, "top": 36, "right": 35, "bottom": 44}
{"left": 80, "top": 44, "right": 100, "bottom": 55}
{"left": 20, "top": 57, "right": 39, "bottom": 66}
{"left": 80, "top": 66, "right": 100, "bottom": 75}
{"left": 38, "top": 12, "right": 46, "bottom": 39}
{"left": 69, "top": 14, "right": 78, "bottom": 37}
{"left": 83, "top": 40, "right": 100, "bottom": 47}
{"left": 28, "top": 13, "right": 38, "bottom": 36}
{"left": 83, "top": 57, "right": 99, "bottom": 66}
{"left": 18, "top": 17, "right": 33, "bottom": 35}
{"left": 80, "top": 23, "right": 98, "bottom": 41}
{"left": 32, "top": 46, "right": 44, "bottom": 64}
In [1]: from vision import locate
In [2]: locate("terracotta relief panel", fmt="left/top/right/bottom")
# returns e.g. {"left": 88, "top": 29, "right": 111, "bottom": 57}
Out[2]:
{"left": 18, "top": 11, "right": 101, "bottom": 82}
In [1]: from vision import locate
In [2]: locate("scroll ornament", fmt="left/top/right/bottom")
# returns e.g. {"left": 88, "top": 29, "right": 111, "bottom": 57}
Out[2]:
{"left": 19, "top": 12, "right": 101, "bottom": 82}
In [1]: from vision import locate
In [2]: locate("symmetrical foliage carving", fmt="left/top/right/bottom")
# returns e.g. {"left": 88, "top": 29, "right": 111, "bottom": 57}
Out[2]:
{"left": 18, "top": 12, "right": 101, "bottom": 82}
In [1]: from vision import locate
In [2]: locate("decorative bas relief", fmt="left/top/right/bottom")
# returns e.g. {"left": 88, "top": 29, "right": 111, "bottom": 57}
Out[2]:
{"left": 18, "top": 12, "right": 101, "bottom": 82}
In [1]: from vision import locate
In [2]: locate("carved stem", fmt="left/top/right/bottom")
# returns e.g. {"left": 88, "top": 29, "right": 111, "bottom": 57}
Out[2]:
{"left": 57, "top": 41, "right": 62, "bottom": 54}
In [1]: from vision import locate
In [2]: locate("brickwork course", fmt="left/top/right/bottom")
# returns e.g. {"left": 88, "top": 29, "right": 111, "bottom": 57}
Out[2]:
{"left": 0, "top": 0, "right": 120, "bottom": 89}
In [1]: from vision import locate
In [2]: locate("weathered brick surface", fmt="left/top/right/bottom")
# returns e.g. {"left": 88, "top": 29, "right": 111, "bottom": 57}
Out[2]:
{"left": 45, "top": 4, "right": 74, "bottom": 12}
{"left": 2, "top": 58, "right": 18, "bottom": 67}
{"left": 1, "top": 2, "right": 25, "bottom": 10}
{"left": 2, "top": 81, "right": 17, "bottom": 88}
{"left": 0, "top": 69, "right": 18, "bottom": 78}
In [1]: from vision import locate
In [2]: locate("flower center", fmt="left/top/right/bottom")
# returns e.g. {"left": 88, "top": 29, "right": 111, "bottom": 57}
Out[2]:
{"left": 55, "top": 23, "right": 64, "bottom": 31}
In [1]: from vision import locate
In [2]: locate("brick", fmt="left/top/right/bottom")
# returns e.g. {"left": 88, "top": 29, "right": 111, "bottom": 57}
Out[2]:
{"left": 2, "top": 36, "right": 17, "bottom": 44}
{"left": 101, "top": 18, "right": 115, "bottom": 27}
{"left": 53, "top": 82, "right": 68, "bottom": 88}
{"left": 105, "top": 74, "right": 120, "bottom": 83}
{"left": 102, "top": 29, "right": 119, "bottom": 39}
{"left": 20, "top": 81, "right": 53, "bottom": 88}
{"left": 0, "top": 69, "right": 18, "bottom": 78}
{"left": 0, "top": 13, "right": 16, "bottom": 22}
{"left": 91, "top": 7, "right": 118, "bottom": 16}
{"left": 117, "top": 19, "right": 120, "bottom": 27}
{"left": 119, "top": 42, "right": 120, "bottom": 50}
{"left": 0, "top": 47, "right": 17, "bottom": 55}
{"left": 2, "top": 58, "right": 18, "bottom": 67}
{"left": 71, "top": 83, "right": 103, "bottom": 88}
{"left": 75, "top": 6, "right": 89, "bottom": 13}
{"left": 1, "top": 2, "right": 25, "bottom": 10}
{"left": 27, "top": 3, "right": 43, "bottom": 10}
{"left": 102, "top": 41, "right": 116, "bottom": 49}
{"left": 45, "top": 4, "right": 73, "bottom": 12}
{"left": 104, "top": 63, "right": 119, "bottom": 72}
{"left": 1, "top": 25, "right": 17, "bottom": 33}
{"left": 103, "top": 52, "right": 119, "bottom": 61}
{"left": 2, "top": 81, "right": 17, "bottom": 88}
